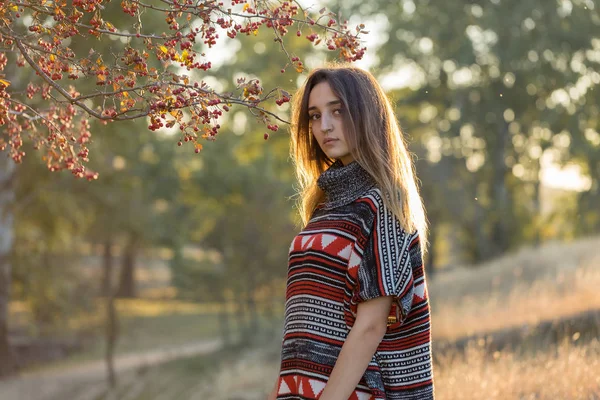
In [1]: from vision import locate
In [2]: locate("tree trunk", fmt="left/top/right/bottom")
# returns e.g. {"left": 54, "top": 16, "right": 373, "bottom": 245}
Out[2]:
{"left": 246, "top": 273, "right": 259, "bottom": 338}
{"left": 473, "top": 191, "right": 488, "bottom": 262}
{"left": 116, "top": 234, "right": 138, "bottom": 298}
{"left": 102, "top": 240, "right": 118, "bottom": 388}
{"left": 489, "top": 111, "right": 511, "bottom": 258}
{"left": 0, "top": 158, "right": 18, "bottom": 377}
{"left": 101, "top": 240, "right": 113, "bottom": 297}
{"left": 531, "top": 179, "right": 541, "bottom": 246}
{"left": 218, "top": 300, "right": 231, "bottom": 347}
{"left": 234, "top": 297, "right": 249, "bottom": 344}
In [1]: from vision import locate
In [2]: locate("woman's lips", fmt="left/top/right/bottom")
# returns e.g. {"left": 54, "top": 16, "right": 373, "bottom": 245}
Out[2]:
{"left": 323, "top": 138, "right": 338, "bottom": 145}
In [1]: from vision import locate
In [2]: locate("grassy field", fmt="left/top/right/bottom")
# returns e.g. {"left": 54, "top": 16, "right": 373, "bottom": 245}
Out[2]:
{"left": 13, "top": 299, "right": 229, "bottom": 371}
{"left": 7, "top": 236, "right": 600, "bottom": 399}
{"left": 143, "top": 236, "right": 600, "bottom": 400}
{"left": 430, "top": 235, "right": 600, "bottom": 341}
{"left": 81, "top": 338, "right": 600, "bottom": 400}
{"left": 434, "top": 339, "right": 600, "bottom": 400}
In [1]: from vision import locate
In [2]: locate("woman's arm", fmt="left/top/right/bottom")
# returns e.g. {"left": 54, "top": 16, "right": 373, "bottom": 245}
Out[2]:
{"left": 318, "top": 296, "right": 392, "bottom": 400}
{"left": 267, "top": 378, "right": 279, "bottom": 400}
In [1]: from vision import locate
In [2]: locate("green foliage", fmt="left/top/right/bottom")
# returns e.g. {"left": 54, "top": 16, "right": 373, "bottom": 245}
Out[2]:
{"left": 369, "top": 0, "right": 600, "bottom": 262}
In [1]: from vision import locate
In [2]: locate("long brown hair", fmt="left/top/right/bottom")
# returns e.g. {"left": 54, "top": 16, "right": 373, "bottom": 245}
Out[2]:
{"left": 290, "top": 64, "right": 428, "bottom": 249}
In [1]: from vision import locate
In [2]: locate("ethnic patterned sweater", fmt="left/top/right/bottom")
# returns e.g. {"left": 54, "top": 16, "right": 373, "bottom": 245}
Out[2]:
{"left": 277, "top": 161, "right": 434, "bottom": 400}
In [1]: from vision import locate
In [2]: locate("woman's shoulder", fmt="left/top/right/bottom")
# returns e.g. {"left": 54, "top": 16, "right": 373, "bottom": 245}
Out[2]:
{"left": 357, "top": 186, "right": 386, "bottom": 210}
{"left": 358, "top": 187, "right": 419, "bottom": 238}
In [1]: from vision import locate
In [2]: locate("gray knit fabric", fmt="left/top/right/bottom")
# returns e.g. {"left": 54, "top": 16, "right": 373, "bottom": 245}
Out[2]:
{"left": 317, "top": 160, "right": 376, "bottom": 210}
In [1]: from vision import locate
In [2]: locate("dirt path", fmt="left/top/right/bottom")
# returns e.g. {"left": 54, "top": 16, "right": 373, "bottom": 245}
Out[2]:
{"left": 0, "top": 338, "right": 222, "bottom": 400}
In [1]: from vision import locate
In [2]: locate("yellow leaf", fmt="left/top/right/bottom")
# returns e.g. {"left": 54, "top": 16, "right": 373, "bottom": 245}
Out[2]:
{"left": 159, "top": 45, "right": 168, "bottom": 54}
{"left": 181, "top": 50, "right": 188, "bottom": 61}
{"left": 195, "top": 143, "right": 203, "bottom": 151}
{"left": 0, "top": 79, "right": 11, "bottom": 87}
{"left": 9, "top": 4, "right": 18, "bottom": 11}
{"left": 242, "top": 3, "right": 250, "bottom": 11}
{"left": 169, "top": 110, "right": 182, "bottom": 119}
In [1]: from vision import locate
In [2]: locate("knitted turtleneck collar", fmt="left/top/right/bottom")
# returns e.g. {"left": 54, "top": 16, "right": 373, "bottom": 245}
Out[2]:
{"left": 317, "top": 160, "right": 377, "bottom": 210}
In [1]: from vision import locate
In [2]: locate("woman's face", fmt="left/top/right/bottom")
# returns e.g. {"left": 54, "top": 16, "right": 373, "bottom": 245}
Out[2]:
{"left": 307, "top": 81, "right": 354, "bottom": 165}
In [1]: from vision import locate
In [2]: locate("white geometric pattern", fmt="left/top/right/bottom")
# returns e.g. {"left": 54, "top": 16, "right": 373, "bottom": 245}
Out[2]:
{"left": 309, "top": 379, "right": 326, "bottom": 396}
{"left": 357, "top": 391, "right": 372, "bottom": 400}
{"left": 338, "top": 244, "right": 352, "bottom": 260}
{"left": 348, "top": 250, "right": 361, "bottom": 270}
{"left": 278, "top": 379, "right": 291, "bottom": 395}
{"left": 321, "top": 234, "right": 337, "bottom": 249}
{"left": 301, "top": 235, "right": 312, "bottom": 249}
{"left": 414, "top": 283, "right": 426, "bottom": 300}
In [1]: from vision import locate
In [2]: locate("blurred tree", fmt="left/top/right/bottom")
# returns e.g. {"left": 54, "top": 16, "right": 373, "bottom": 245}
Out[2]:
{"left": 0, "top": 0, "right": 364, "bottom": 174}
{"left": 0, "top": 0, "right": 367, "bottom": 376}
{"left": 0, "top": 157, "right": 17, "bottom": 376}
{"left": 172, "top": 130, "right": 295, "bottom": 344}
{"left": 370, "top": 0, "right": 600, "bottom": 263}
{"left": 170, "top": 27, "right": 313, "bottom": 343}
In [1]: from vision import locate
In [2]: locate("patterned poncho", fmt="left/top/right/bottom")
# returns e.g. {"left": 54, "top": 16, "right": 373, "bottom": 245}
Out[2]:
{"left": 276, "top": 160, "right": 434, "bottom": 400}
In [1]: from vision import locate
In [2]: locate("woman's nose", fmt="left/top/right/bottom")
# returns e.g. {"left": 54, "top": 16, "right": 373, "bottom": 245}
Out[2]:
{"left": 320, "top": 113, "right": 333, "bottom": 133}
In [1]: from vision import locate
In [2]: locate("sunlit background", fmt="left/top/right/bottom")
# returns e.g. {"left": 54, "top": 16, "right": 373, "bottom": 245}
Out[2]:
{"left": 1, "top": 0, "right": 599, "bottom": 399}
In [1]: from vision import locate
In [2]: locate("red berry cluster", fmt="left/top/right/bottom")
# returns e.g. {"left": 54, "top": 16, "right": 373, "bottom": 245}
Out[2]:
{"left": 0, "top": 0, "right": 368, "bottom": 177}
{"left": 275, "top": 96, "right": 291, "bottom": 106}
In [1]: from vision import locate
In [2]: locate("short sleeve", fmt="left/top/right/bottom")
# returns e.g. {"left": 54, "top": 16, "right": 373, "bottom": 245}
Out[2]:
{"left": 356, "top": 197, "right": 417, "bottom": 326}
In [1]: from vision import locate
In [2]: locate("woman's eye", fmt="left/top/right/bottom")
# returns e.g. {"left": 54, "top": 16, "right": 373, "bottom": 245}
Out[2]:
{"left": 309, "top": 114, "right": 320, "bottom": 120}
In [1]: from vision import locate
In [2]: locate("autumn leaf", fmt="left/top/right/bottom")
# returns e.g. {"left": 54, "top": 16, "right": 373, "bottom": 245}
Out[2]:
{"left": 169, "top": 110, "right": 183, "bottom": 120}
{"left": 0, "top": 0, "right": 369, "bottom": 175}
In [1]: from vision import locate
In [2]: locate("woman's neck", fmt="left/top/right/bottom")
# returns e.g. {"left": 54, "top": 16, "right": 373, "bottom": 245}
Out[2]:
{"left": 317, "top": 160, "right": 376, "bottom": 210}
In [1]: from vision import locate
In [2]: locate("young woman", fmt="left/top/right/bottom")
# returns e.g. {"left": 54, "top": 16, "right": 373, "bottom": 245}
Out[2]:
{"left": 269, "top": 65, "right": 434, "bottom": 400}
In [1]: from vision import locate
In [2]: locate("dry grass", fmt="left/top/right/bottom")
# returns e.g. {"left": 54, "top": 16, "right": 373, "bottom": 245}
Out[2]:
{"left": 179, "top": 236, "right": 600, "bottom": 400}
{"left": 434, "top": 339, "right": 600, "bottom": 400}
{"left": 8, "top": 237, "right": 599, "bottom": 399}
{"left": 135, "top": 338, "right": 600, "bottom": 400}
{"left": 429, "top": 236, "right": 600, "bottom": 340}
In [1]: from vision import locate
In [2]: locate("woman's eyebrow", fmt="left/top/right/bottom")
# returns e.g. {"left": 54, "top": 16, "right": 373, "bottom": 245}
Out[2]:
{"left": 308, "top": 100, "right": 342, "bottom": 111}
